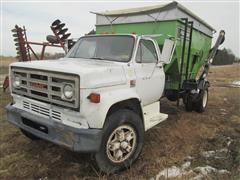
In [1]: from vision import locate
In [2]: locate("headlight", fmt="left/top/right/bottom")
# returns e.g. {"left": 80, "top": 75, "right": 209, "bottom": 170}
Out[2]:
{"left": 63, "top": 84, "right": 74, "bottom": 99}
{"left": 13, "top": 76, "right": 21, "bottom": 88}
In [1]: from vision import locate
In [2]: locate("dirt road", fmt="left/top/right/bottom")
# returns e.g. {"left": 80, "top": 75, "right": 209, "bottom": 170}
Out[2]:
{"left": 0, "top": 65, "right": 239, "bottom": 179}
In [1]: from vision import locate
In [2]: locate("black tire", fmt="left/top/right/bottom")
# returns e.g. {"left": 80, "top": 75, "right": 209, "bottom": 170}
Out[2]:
{"left": 20, "top": 129, "right": 40, "bottom": 140}
{"left": 194, "top": 87, "right": 208, "bottom": 113}
{"left": 184, "top": 94, "right": 193, "bottom": 112}
{"left": 165, "top": 90, "right": 179, "bottom": 101}
{"left": 95, "top": 109, "right": 144, "bottom": 174}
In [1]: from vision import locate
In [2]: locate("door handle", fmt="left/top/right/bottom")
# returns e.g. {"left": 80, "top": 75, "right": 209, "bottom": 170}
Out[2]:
{"left": 156, "top": 63, "right": 163, "bottom": 68}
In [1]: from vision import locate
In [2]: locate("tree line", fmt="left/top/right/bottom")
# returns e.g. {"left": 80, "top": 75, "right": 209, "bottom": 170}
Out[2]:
{"left": 212, "top": 48, "right": 240, "bottom": 65}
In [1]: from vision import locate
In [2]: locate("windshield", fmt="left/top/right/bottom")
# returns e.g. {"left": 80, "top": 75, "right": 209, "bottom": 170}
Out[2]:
{"left": 66, "top": 35, "right": 135, "bottom": 62}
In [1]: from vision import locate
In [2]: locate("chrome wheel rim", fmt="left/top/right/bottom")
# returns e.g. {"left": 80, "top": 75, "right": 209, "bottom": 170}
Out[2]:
{"left": 202, "top": 90, "right": 208, "bottom": 108}
{"left": 106, "top": 125, "right": 137, "bottom": 163}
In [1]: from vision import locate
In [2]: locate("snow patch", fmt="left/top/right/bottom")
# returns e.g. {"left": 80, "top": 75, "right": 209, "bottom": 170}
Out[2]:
{"left": 155, "top": 161, "right": 191, "bottom": 179}
{"left": 218, "top": 169, "right": 231, "bottom": 174}
{"left": 231, "top": 80, "right": 240, "bottom": 87}
{"left": 201, "top": 148, "right": 229, "bottom": 159}
{"left": 202, "top": 150, "right": 215, "bottom": 158}
{"left": 193, "top": 165, "right": 230, "bottom": 176}
{"left": 226, "top": 137, "right": 233, "bottom": 147}
{"left": 156, "top": 166, "right": 182, "bottom": 178}
{"left": 202, "top": 148, "right": 228, "bottom": 158}
{"left": 154, "top": 161, "right": 230, "bottom": 179}
{"left": 194, "top": 165, "right": 217, "bottom": 175}
{"left": 182, "top": 161, "right": 191, "bottom": 170}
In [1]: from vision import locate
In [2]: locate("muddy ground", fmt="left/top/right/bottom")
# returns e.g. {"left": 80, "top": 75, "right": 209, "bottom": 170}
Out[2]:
{"left": 0, "top": 64, "right": 239, "bottom": 179}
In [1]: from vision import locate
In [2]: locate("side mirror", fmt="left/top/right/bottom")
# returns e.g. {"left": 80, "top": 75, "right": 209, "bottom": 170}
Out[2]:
{"left": 160, "top": 39, "right": 176, "bottom": 64}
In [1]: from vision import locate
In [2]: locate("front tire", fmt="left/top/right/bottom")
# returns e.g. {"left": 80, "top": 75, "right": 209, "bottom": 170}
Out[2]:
{"left": 95, "top": 109, "right": 144, "bottom": 174}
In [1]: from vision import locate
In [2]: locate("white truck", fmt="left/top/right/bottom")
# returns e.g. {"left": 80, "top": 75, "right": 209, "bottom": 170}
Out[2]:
{"left": 7, "top": 34, "right": 175, "bottom": 173}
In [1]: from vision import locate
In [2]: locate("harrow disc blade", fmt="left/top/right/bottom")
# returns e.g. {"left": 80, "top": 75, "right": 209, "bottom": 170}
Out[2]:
{"left": 46, "top": 35, "right": 59, "bottom": 44}
{"left": 60, "top": 33, "right": 71, "bottom": 41}
{"left": 57, "top": 28, "right": 68, "bottom": 35}
{"left": 11, "top": 29, "right": 18, "bottom": 32}
{"left": 53, "top": 23, "right": 65, "bottom": 31}
{"left": 52, "top": 19, "right": 61, "bottom": 27}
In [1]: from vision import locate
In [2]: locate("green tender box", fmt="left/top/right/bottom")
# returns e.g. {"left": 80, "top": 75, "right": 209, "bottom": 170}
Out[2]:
{"left": 93, "top": 1, "right": 215, "bottom": 90}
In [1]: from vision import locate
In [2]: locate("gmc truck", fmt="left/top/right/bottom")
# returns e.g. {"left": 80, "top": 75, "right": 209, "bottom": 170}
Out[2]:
{"left": 6, "top": 34, "right": 175, "bottom": 173}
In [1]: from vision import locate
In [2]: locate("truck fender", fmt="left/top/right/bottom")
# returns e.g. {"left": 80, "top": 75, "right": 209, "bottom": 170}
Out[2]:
{"left": 85, "top": 88, "right": 142, "bottom": 129}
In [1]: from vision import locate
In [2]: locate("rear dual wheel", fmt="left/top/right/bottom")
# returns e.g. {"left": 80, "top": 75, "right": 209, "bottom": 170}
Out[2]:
{"left": 184, "top": 94, "right": 193, "bottom": 112}
{"left": 184, "top": 86, "right": 208, "bottom": 113}
{"left": 194, "top": 88, "right": 208, "bottom": 113}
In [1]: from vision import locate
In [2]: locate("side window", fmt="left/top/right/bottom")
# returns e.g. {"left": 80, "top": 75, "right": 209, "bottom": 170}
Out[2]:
{"left": 136, "top": 39, "right": 158, "bottom": 63}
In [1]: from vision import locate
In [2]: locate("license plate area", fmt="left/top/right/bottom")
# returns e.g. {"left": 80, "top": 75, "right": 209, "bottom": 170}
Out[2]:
{"left": 22, "top": 117, "right": 48, "bottom": 134}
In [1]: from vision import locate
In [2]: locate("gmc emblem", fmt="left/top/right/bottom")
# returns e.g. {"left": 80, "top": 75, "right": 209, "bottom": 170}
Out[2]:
{"left": 30, "top": 82, "right": 47, "bottom": 89}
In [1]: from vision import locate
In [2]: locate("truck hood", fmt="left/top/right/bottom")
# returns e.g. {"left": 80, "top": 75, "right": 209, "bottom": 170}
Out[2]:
{"left": 10, "top": 58, "right": 127, "bottom": 89}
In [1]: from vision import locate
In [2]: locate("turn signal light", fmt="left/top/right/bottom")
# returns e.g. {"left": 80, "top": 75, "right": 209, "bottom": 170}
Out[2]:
{"left": 87, "top": 93, "right": 100, "bottom": 103}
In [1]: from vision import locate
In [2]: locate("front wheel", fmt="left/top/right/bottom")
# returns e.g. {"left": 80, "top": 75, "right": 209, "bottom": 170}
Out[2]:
{"left": 94, "top": 109, "right": 144, "bottom": 174}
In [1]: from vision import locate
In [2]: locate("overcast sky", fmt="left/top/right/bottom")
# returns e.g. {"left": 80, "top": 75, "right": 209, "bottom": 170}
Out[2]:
{"left": 1, "top": 0, "right": 240, "bottom": 57}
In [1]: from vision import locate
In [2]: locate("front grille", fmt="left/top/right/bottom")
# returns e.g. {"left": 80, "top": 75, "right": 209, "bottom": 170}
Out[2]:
{"left": 11, "top": 67, "right": 79, "bottom": 109}
{"left": 23, "top": 101, "right": 61, "bottom": 121}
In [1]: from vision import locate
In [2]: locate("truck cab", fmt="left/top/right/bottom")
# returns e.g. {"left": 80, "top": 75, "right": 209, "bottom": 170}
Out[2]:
{"left": 7, "top": 34, "right": 175, "bottom": 173}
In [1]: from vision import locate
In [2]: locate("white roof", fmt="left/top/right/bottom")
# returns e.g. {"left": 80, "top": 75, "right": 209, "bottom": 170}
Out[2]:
{"left": 92, "top": 1, "right": 215, "bottom": 36}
